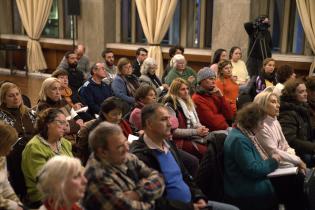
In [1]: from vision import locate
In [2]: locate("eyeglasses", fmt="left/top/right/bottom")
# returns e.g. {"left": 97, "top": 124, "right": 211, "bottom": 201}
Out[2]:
{"left": 54, "top": 120, "right": 68, "bottom": 126}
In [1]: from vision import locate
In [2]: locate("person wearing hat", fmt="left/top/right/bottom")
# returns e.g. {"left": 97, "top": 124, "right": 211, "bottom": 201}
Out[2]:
{"left": 192, "top": 67, "right": 234, "bottom": 131}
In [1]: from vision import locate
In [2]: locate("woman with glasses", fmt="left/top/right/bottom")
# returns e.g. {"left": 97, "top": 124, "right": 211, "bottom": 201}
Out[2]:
{"left": 22, "top": 108, "right": 73, "bottom": 208}
{"left": 111, "top": 57, "right": 140, "bottom": 111}
{"left": 0, "top": 82, "right": 36, "bottom": 199}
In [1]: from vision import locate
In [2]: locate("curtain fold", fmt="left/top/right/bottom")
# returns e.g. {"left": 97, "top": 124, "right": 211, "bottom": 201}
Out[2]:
{"left": 16, "top": 0, "right": 53, "bottom": 72}
{"left": 296, "top": 0, "right": 315, "bottom": 76}
{"left": 135, "top": 0, "right": 178, "bottom": 78}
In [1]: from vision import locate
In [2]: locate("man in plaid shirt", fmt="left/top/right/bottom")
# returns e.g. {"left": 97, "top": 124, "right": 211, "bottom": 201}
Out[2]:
{"left": 82, "top": 121, "right": 165, "bottom": 210}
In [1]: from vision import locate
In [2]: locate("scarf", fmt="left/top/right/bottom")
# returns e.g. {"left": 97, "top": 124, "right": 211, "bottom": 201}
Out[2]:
{"left": 148, "top": 73, "right": 162, "bottom": 88}
{"left": 237, "top": 124, "right": 269, "bottom": 160}
{"left": 177, "top": 98, "right": 200, "bottom": 128}
{"left": 122, "top": 75, "right": 140, "bottom": 97}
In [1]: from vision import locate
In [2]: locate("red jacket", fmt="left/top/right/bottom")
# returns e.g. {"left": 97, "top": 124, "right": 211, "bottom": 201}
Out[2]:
{"left": 192, "top": 92, "right": 233, "bottom": 131}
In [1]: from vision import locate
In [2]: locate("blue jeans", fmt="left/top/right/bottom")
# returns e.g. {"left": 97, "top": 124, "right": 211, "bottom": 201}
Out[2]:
{"left": 208, "top": 200, "right": 239, "bottom": 210}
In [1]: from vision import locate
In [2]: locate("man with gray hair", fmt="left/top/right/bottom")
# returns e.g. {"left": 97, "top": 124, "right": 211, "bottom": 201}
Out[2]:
{"left": 82, "top": 121, "right": 164, "bottom": 210}
{"left": 192, "top": 67, "right": 233, "bottom": 131}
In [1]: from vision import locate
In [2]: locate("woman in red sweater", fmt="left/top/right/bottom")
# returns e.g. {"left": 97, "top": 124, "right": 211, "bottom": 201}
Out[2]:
{"left": 215, "top": 60, "right": 239, "bottom": 115}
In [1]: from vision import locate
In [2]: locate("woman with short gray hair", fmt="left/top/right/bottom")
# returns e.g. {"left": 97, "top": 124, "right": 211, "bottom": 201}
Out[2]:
{"left": 139, "top": 57, "right": 168, "bottom": 97}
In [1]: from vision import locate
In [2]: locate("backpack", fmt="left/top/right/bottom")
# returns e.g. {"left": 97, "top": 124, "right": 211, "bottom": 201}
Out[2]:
{"left": 195, "top": 133, "right": 226, "bottom": 201}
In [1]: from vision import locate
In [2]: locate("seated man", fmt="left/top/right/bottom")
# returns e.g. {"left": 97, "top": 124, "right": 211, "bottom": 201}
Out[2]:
{"left": 82, "top": 121, "right": 164, "bottom": 210}
{"left": 132, "top": 47, "right": 148, "bottom": 77}
{"left": 101, "top": 48, "right": 117, "bottom": 83}
{"left": 59, "top": 51, "right": 85, "bottom": 104}
{"left": 58, "top": 44, "right": 90, "bottom": 78}
{"left": 192, "top": 67, "right": 234, "bottom": 131}
{"left": 79, "top": 63, "right": 113, "bottom": 116}
{"left": 130, "top": 103, "right": 239, "bottom": 210}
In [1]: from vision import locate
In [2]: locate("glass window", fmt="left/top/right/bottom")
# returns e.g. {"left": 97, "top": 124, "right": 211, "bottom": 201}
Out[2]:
{"left": 121, "top": 0, "right": 132, "bottom": 43}
{"left": 204, "top": 0, "right": 214, "bottom": 48}
{"left": 12, "top": 0, "right": 23, "bottom": 34}
{"left": 42, "top": 0, "right": 59, "bottom": 38}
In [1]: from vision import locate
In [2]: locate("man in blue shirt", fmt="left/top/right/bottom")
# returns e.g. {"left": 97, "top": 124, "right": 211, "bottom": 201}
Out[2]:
{"left": 79, "top": 62, "right": 113, "bottom": 116}
{"left": 130, "top": 103, "right": 239, "bottom": 210}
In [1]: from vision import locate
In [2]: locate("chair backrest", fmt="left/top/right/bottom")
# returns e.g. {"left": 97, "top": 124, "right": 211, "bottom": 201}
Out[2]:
{"left": 195, "top": 133, "right": 226, "bottom": 201}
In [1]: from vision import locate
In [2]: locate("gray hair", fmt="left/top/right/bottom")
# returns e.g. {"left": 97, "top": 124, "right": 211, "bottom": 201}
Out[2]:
{"left": 89, "top": 121, "right": 122, "bottom": 152}
{"left": 39, "top": 77, "right": 61, "bottom": 101}
{"left": 37, "top": 156, "right": 83, "bottom": 209}
{"left": 140, "top": 57, "right": 157, "bottom": 75}
{"left": 170, "top": 54, "right": 186, "bottom": 68}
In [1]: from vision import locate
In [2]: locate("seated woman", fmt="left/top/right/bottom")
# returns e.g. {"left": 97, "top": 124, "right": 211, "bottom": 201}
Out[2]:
{"left": 0, "top": 122, "right": 24, "bottom": 210}
{"left": 129, "top": 85, "right": 157, "bottom": 130}
{"left": 254, "top": 90, "right": 307, "bottom": 210}
{"left": 51, "top": 69, "right": 93, "bottom": 122}
{"left": 224, "top": 103, "right": 280, "bottom": 210}
{"left": 37, "top": 156, "right": 87, "bottom": 210}
{"left": 215, "top": 60, "right": 239, "bottom": 115}
{"left": 139, "top": 57, "right": 168, "bottom": 98}
{"left": 0, "top": 82, "right": 36, "bottom": 199}
{"left": 279, "top": 79, "right": 315, "bottom": 167}
{"left": 273, "top": 64, "right": 296, "bottom": 97}
{"left": 210, "top": 48, "right": 227, "bottom": 74}
{"left": 229, "top": 46, "right": 249, "bottom": 87}
{"left": 22, "top": 108, "right": 73, "bottom": 208}
{"left": 256, "top": 58, "right": 277, "bottom": 94}
{"left": 254, "top": 90, "right": 305, "bottom": 168}
{"left": 37, "top": 77, "right": 83, "bottom": 146}
{"left": 165, "top": 54, "right": 197, "bottom": 87}
{"left": 164, "top": 78, "right": 210, "bottom": 159}
{"left": 111, "top": 57, "right": 140, "bottom": 111}
{"left": 77, "top": 96, "right": 133, "bottom": 165}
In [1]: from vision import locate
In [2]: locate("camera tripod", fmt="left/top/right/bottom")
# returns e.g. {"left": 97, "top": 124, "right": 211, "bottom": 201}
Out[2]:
{"left": 246, "top": 30, "right": 269, "bottom": 65}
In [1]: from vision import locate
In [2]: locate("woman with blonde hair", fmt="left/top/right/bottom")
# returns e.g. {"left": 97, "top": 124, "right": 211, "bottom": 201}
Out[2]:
{"left": 0, "top": 121, "right": 24, "bottom": 210}
{"left": 164, "top": 78, "right": 210, "bottom": 159}
{"left": 255, "top": 58, "right": 277, "bottom": 94}
{"left": 37, "top": 155, "right": 87, "bottom": 210}
{"left": 254, "top": 89, "right": 308, "bottom": 210}
{"left": 0, "top": 82, "right": 36, "bottom": 198}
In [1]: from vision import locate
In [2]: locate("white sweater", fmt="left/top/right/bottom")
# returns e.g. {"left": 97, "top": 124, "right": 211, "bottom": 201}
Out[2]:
{"left": 256, "top": 115, "right": 302, "bottom": 166}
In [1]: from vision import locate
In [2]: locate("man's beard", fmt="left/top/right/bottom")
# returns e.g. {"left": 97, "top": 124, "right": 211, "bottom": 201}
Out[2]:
{"left": 69, "top": 62, "right": 78, "bottom": 68}
{"left": 106, "top": 61, "right": 114, "bottom": 67}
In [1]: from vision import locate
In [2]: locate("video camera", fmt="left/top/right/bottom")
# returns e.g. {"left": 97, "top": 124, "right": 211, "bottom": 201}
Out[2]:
{"left": 253, "top": 15, "right": 270, "bottom": 31}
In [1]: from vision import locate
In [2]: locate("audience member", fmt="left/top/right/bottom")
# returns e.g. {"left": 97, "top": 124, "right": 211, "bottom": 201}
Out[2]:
{"left": 22, "top": 108, "right": 73, "bottom": 208}
{"left": 139, "top": 57, "right": 168, "bottom": 97}
{"left": 132, "top": 47, "right": 148, "bottom": 77}
{"left": 130, "top": 103, "right": 238, "bottom": 210}
{"left": 37, "top": 156, "right": 86, "bottom": 210}
{"left": 273, "top": 64, "right": 296, "bottom": 96}
{"left": 78, "top": 97, "right": 133, "bottom": 165}
{"left": 192, "top": 67, "right": 233, "bottom": 131}
{"left": 162, "top": 45, "right": 184, "bottom": 82}
{"left": 210, "top": 48, "right": 227, "bottom": 74}
{"left": 279, "top": 79, "right": 315, "bottom": 167}
{"left": 59, "top": 51, "right": 85, "bottom": 103}
{"left": 58, "top": 44, "right": 90, "bottom": 78}
{"left": 165, "top": 54, "right": 197, "bottom": 87}
{"left": 305, "top": 76, "right": 315, "bottom": 129}
{"left": 216, "top": 60, "right": 239, "bottom": 115}
{"left": 129, "top": 85, "right": 157, "bottom": 130}
{"left": 256, "top": 58, "right": 277, "bottom": 94}
{"left": 112, "top": 57, "right": 140, "bottom": 110}
{"left": 82, "top": 121, "right": 164, "bottom": 210}
{"left": 79, "top": 62, "right": 113, "bottom": 116}
{"left": 254, "top": 90, "right": 308, "bottom": 210}
{"left": 101, "top": 48, "right": 117, "bottom": 81}
{"left": 229, "top": 46, "right": 249, "bottom": 86}
{"left": 0, "top": 122, "right": 24, "bottom": 210}
{"left": 37, "top": 77, "right": 83, "bottom": 144}
{"left": 164, "top": 78, "right": 210, "bottom": 159}
{"left": 0, "top": 82, "right": 36, "bottom": 198}
{"left": 224, "top": 103, "right": 280, "bottom": 210}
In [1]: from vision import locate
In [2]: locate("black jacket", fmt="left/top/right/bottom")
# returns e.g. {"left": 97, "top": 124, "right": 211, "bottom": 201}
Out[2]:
{"left": 278, "top": 100, "right": 315, "bottom": 156}
{"left": 130, "top": 136, "right": 206, "bottom": 210}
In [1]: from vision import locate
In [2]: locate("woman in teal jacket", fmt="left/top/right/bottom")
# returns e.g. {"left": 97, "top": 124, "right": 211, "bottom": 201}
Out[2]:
{"left": 224, "top": 103, "right": 280, "bottom": 210}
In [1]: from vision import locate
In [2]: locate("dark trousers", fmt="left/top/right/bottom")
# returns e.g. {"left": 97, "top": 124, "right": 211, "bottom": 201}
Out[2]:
{"left": 246, "top": 56, "right": 263, "bottom": 78}
{"left": 270, "top": 173, "right": 308, "bottom": 210}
